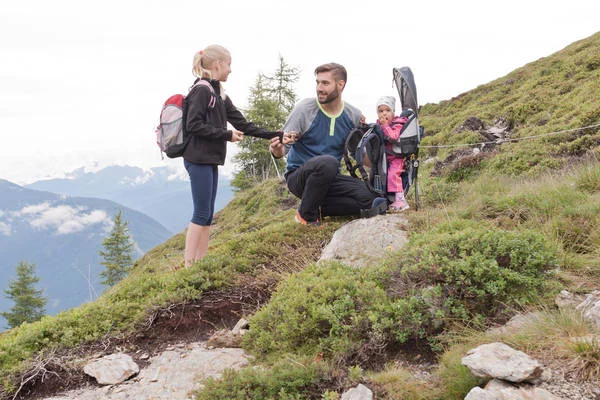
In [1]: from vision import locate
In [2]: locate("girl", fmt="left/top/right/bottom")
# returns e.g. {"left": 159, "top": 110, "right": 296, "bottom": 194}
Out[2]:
{"left": 183, "top": 45, "right": 280, "bottom": 267}
{"left": 376, "top": 96, "right": 409, "bottom": 212}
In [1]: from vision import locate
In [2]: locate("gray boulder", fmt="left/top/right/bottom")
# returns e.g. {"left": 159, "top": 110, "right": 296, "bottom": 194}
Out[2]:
{"left": 83, "top": 353, "right": 139, "bottom": 385}
{"left": 341, "top": 383, "right": 373, "bottom": 400}
{"left": 462, "top": 343, "right": 543, "bottom": 383}
{"left": 319, "top": 214, "right": 409, "bottom": 268}
{"left": 465, "top": 379, "right": 561, "bottom": 399}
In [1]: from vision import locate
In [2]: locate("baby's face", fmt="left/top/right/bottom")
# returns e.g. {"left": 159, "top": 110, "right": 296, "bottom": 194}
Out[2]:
{"left": 377, "top": 105, "right": 394, "bottom": 125}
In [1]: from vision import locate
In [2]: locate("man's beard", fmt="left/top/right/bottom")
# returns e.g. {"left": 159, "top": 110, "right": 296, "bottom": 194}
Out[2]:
{"left": 318, "top": 87, "right": 340, "bottom": 104}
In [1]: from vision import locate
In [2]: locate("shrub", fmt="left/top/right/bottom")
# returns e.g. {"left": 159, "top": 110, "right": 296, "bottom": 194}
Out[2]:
{"left": 383, "top": 226, "right": 559, "bottom": 329}
{"left": 194, "top": 356, "right": 333, "bottom": 400}
{"left": 243, "top": 262, "right": 392, "bottom": 362}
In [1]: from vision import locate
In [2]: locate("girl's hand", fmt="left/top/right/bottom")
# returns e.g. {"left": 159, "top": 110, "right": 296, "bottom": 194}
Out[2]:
{"left": 379, "top": 114, "right": 392, "bottom": 125}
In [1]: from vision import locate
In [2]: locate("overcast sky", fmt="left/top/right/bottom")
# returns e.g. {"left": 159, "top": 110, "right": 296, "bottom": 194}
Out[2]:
{"left": 1, "top": 0, "right": 599, "bottom": 185}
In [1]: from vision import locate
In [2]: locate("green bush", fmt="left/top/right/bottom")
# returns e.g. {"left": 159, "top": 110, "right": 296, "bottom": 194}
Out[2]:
{"left": 384, "top": 225, "right": 559, "bottom": 328}
{"left": 243, "top": 262, "right": 391, "bottom": 361}
{"left": 194, "top": 357, "right": 332, "bottom": 400}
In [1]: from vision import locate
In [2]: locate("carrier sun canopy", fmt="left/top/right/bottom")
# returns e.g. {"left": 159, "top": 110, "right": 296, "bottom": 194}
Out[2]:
{"left": 393, "top": 67, "right": 419, "bottom": 116}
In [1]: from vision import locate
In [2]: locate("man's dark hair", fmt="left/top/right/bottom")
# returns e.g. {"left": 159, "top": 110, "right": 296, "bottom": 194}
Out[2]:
{"left": 314, "top": 63, "right": 347, "bottom": 84}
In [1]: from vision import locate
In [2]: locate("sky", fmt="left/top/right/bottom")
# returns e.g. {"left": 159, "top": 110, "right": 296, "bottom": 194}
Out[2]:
{"left": 1, "top": 0, "right": 599, "bottom": 185}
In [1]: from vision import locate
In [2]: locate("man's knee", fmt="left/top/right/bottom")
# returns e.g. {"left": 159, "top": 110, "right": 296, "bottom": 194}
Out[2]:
{"left": 309, "top": 155, "right": 338, "bottom": 176}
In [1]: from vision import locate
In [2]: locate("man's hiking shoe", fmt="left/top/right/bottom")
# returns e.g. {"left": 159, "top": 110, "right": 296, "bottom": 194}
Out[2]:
{"left": 360, "top": 197, "right": 388, "bottom": 218}
{"left": 389, "top": 199, "right": 410, "bottom": 212}
{"left": 295, "top": 211, "right": 322, "bottom": 226}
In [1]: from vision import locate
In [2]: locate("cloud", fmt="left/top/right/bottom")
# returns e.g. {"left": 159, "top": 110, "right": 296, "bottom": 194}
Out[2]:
{"left": 20, "top": 202, "right": 52, "bottom": 215}
{"left": 120, "top": 170, "right": 154, "bottom": 186}
{"left": 0, "top": 221, "right": 10, "bottom": 236}
{"left": 16, "top": 203, "right": 110, "bottom": 235}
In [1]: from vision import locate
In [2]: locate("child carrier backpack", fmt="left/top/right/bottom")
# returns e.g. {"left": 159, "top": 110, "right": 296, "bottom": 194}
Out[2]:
{"left": 155, "top": 80, "right": 216, "bottom": 159}
{"left": 344, "top": 123, "right": 388, "bottom": 196}
{"left": 343, "top": 66, "right": 424, "bottom": 210}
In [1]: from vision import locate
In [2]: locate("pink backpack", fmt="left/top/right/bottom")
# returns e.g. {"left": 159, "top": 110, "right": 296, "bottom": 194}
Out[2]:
{"left": 155, "top": 80, "right": 216, "bottom": 159}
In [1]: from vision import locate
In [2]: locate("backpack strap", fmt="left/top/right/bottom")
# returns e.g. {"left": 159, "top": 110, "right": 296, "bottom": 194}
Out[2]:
{"left": 181, "top": 80, "right": 217, "bottom": 143}
{"left": 343, "top": 127, "right": 364, "bottom": 179}
{"left": 190, "top": 79, "right": 216, "bottom": 109}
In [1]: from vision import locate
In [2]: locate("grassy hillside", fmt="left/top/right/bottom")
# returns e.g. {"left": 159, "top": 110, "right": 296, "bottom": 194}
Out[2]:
{"left": 419, "top": 31, "right": 600, "bottom": 179}
{"left": 1, "top": 32, "right": 599, "bottom": 399}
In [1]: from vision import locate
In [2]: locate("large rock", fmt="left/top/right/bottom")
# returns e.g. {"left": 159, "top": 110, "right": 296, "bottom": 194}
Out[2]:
{"left": 319, "top": 214, "right": 409, "bottom": 268}
{"left": 464, "top": 379, "right": 561, "bottom": 399}
{"left": 576, "top": 290, "right": 600, "bottom": 328}
{"left": 83, "top": 353, "right": 139, "bottom": 385}
{"left": 341, "top": 383, "right": 373, "bottom": 400}
{"left": 462, "top": 343, "right": 543, "bottom": 383}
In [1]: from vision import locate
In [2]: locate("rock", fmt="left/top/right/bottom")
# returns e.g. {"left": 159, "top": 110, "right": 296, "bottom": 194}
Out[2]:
{"left": 555, "top": 290, "right": 584, "bottom": 310}
{"left": 207, "top": 318, "right": 250, "bottom": 348}
{"left": 465, "top": 379, "right": 562, "bottom": 399}
{"left": 576, "top": 290, "right": 600, "bottom": 329}
{"left": 462, "top": 343, "right": 543, "bottom": 383}
{"left": 319, "top": 214, "right": 409, "bottom": 268}
{"left": 50, "top": 343, "right": 249, "bottom": 399}
{"left": 456, "top": 116, "right": 484, "bottom": 132}
{"left": 83, "top": 353, "right": 139, "bottom": 385}
{"left": 232, "top": 317, "right": 249, "bottom": 333}
{"left": 341, "top": 383, "right": 373, "bottom": 400}
{"left": 487, "top": 313, "right": 540, "bottom": 335}
{"left": 207, "top": 329, "right": 246, "bottom": 348}
{"left": 464, "top": 386, "right": 496, "bottom": 399}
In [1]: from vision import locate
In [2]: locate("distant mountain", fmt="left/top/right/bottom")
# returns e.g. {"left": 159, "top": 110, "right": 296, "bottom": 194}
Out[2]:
{"left": 26, "top": 165, "right": 234, "bottom": 233}
{"left": 0, "top": 179, "right": 172, "bottom": 330}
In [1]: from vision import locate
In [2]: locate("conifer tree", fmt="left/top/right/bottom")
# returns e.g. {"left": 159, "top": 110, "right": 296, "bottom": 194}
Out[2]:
{"left": 1, "top": 261, "right": 47, "bottom": 329}
{"left": 232, "top": 56, "right": 299, "bottom": 190}
{"left": 99, "top": 209, "right": 134, "bottom": 287}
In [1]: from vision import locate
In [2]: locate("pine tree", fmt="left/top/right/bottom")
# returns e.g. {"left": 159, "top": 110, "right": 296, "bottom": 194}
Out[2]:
{"left": 232, "top": 56, "right": 299, "bottom": 190}
{"left": 1, "top": 261, "right": 47, "bottom": 329}
{"left": 99, "top": 210, "right": 135, "bottom": 287}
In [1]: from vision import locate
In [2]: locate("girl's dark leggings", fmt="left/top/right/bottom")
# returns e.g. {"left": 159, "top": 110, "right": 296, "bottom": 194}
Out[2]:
{"left": 184, "top": 160, "right": 218, "bottom": 226}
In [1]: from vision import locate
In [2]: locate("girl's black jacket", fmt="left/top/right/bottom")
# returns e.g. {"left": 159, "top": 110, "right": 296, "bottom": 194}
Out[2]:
{"left": 183, "top": 78, "right": 281, "bottom": 165}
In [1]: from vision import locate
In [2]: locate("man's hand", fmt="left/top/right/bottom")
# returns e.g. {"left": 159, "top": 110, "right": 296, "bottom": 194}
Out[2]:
{"left": 230, "top": 129, "right": 244, "bottom": 142}
{"left": 269, "top": 136, "right": 284, "bottom": 158}
{"left": 282, "top": 131, "right": 299, "bottom": 144}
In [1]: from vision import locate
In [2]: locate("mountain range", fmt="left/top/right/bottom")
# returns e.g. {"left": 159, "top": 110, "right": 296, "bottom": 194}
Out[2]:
{"left": 0, "top": 179, "right": 173, "bottom": 330}
{"left": 25, "top": 165, "right": 235, "bottom": 234}
{"left": 1, "top": 165, "right": 235, "bottom": 330}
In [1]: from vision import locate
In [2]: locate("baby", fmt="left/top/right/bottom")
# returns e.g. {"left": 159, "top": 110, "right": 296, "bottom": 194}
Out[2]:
{"left": 376, "top": 96, "right": 409, "bottom": 211}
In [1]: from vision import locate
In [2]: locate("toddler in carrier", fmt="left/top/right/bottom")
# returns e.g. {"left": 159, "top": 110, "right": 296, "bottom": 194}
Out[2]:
{"left": 375, "top": 96, "right": 409, "bottom": 211}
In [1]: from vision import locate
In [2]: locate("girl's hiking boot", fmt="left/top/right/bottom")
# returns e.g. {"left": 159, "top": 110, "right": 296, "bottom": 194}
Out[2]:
{"left": 389, "top": 193, "right": 409, "bottom": 212}
{"left": 295, "top": 211, "right": 322, "bottom": 226}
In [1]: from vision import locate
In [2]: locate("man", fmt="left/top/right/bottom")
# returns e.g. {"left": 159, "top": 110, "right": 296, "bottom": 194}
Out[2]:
{"left": 270, "top": 63, "right": 386, "bottom": 225}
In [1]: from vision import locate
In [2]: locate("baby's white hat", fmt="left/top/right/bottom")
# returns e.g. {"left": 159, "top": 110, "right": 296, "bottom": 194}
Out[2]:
{"left": 376, "top": 96, "right": 395, "bottom": 112}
